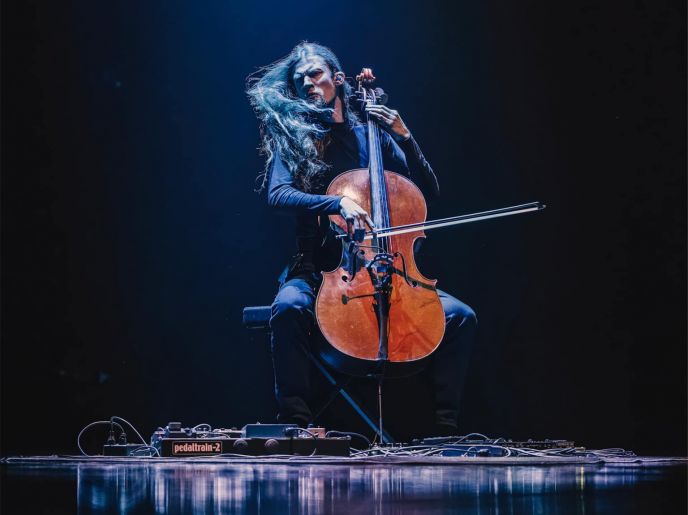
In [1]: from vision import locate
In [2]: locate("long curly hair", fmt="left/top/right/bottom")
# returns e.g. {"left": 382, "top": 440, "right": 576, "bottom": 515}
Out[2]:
{"left": 246, "top": 42, "right": 359, "bottom": 192}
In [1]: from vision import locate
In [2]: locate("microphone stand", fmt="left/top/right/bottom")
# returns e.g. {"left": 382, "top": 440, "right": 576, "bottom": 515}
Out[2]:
{"left": 366, "top": 252, "right": 395, "bottom": 445}
{"left": 345, "top": 222, "right": 395, "bottom": 445}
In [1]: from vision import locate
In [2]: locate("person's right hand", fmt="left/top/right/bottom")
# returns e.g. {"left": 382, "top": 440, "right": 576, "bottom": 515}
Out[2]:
{"left": 339, "top": 196, "right": 375, "bottom": 232}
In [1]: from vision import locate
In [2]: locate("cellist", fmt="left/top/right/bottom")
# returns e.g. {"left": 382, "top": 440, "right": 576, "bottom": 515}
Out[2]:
{"left": 246, "top": 42, "right": 476, "bottom": 436}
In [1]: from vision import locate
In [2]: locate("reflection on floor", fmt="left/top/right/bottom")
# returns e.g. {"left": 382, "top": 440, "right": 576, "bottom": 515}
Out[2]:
{"left": 2, "top": 457, "right": 686, "bottom": 514}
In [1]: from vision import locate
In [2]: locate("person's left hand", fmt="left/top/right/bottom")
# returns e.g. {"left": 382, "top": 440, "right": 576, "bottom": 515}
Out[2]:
{"left": 365, "top": 104, "right": 411, "bottom": 142}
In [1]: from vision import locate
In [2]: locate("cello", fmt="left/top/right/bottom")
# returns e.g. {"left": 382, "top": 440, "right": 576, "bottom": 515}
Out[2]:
{"left": 314, "top": 70, "right": 446, "bottom": 378}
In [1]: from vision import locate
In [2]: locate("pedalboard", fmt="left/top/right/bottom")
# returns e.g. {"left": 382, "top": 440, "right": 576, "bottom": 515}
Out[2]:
{"left": 149, "top": 422, "right": 350, "bottom": 457}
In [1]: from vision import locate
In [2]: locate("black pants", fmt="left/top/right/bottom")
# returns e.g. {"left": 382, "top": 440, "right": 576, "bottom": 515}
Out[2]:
{"left": 269, "top": 272, "right": 477, "bottom": 427}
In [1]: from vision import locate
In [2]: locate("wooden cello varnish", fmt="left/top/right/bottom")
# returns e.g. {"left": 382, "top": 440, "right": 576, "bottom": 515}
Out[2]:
{"left": 314, "top": 71, "right": 445, "bottom": 374}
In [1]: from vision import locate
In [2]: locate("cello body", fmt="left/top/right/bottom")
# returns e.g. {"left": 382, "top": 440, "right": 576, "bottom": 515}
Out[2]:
{"left": 314, "top": 167, "right": 445, "bottom": 376}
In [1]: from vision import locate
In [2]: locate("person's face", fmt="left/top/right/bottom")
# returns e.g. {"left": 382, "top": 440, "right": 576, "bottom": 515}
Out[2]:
{"left": 292, "top": 55, "right": 338, "bottom": 106}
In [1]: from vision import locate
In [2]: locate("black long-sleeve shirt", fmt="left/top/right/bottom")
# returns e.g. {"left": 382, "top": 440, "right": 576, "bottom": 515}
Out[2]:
{"left": 266, "top": 122, "right": 439, "bottom": 275}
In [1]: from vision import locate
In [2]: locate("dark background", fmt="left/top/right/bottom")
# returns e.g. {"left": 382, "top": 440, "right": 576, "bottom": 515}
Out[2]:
{"left": 2, "top": 0, "right": 685, "bottom": 455}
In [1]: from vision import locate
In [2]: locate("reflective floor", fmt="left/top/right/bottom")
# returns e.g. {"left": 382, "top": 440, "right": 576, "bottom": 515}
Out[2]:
{"left": 1, "top": 459, "right": 686, "bottom": 514}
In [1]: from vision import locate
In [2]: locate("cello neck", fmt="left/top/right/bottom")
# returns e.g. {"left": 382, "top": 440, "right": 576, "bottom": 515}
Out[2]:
{"left": 364, "top": 91, "right": 391, "bottom": 238}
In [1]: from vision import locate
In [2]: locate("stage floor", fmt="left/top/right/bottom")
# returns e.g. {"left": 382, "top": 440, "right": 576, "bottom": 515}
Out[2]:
{"left": 1, "top": 456, "right": 686, "bottom": 514}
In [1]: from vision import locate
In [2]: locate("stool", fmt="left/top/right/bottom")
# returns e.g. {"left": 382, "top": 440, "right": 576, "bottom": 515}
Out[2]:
{"left": 242, "top": 306, "right": 394, "bottom": 443}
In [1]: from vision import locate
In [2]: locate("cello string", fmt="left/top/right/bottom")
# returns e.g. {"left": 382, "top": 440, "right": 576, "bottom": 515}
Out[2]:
{"left": 367, "top": 96, "right": 389, "bottom": 255}
{"left": 373, "top": 101, "right": 391, "bottom": 254}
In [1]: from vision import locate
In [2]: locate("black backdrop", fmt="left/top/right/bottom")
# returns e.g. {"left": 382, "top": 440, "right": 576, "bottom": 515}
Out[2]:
{"left": 2, "top": 0, "right": 685, "bottom": 455}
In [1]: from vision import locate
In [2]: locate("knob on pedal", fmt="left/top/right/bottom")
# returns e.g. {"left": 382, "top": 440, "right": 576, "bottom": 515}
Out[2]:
{"left": 233, "top": 439, "right": 248, "bottom": 451}
{"left": 264, "top": 439, "right": 280, "bottom": 454}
